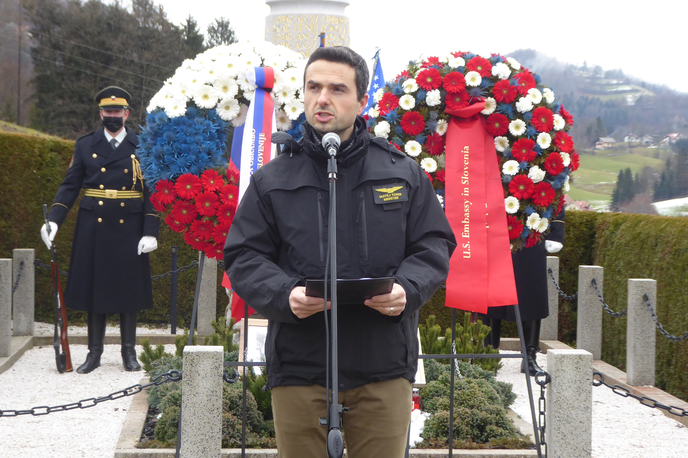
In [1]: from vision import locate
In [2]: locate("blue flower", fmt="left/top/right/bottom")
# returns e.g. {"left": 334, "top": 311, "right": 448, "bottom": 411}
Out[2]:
{"left": 384, "top": 110, "right": 399, "bottom": 123}
{"left": 524, "top": 206, "right": 536, "bottom": 215}
{"left": 497, "top": 103, "right": 515, "bottom": 118}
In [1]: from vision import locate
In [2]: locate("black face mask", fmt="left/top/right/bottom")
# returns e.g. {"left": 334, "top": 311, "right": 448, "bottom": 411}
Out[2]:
{"left": 102, "top": 116, "right": 124, "bottom": 133}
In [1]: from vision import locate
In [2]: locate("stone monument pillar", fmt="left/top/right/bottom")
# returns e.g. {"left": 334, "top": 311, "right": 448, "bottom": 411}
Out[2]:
{"left": 265, "top": 0, "right": 350, "bottom": 58}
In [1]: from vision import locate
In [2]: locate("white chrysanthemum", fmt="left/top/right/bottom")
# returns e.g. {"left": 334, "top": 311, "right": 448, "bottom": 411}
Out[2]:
{"left": 368, "top": 106, "right": 380, "bottom": 118}
{"left": 263, "top": 54, "right": 288, "bottom": 71}
{"left": 527, "top": 88, "right": 543, "bottom": 105}
{"left": 275, "top": 109, "right": 292, "bottom": 131}
{"left": 175, "top": 68, "right": 204, "bottom": 89}
{"left": 402, "top": 78, "right": 419, "bottom": 94}
{"left": 181, "top": 58, "right": 200, "bottom": 71}
{"left": 274, "top": 88, "right": 296, "bottom": 106}
{"left": 509, "top": 120, "right": 526, "bottom": 136}
{"left": 505, "top": 196, "right": 520, "bottom": 214}
{"left": 507, "top": 57, "right": 521, "bottom": 70}
{"left": 526, "top": 213, "right": 542, "bottom": 230}
{"left": 543, "top": 87, "right": 555, "bottom": 104}
{"left": 420, "top": 157, "right": 438, "bottom": 173}
{"left": 217, "top": 97, "right": 240, "bottom": 121}
{"left": 426, "top": 89, "right": 441, "bottom": 106}
{"left": 528, "top": 165, "right": 546, "bottom": 183}
{"left": 214, "top": 77, "right": 239, "bottom": 100}
{"left": 280, "top": 67, "right": 302, "bottom": 91}
{"left": 239, "top": 52, "right": 261, "bottom": 69}
{"left": 537, "top": 132, "right": 552, "bottom": 149}
{"left": 492, "top": 62, "right": 511, "bottom": 80}
{"left": 563, "top": 175, "right": 571, "bottom": 193}
{"left": 231, "top": 104, "right": 249, "bottom": 127}
{"left": 465, "top": 71, "right": 482, "bottom": 87}
{"left": 553, "top": 114, "right": 566, "bottom": 131}
{"left": 237, "top": 71, "right": 257, "bottom": 93}
{"left": 374, "top": 121, "right": 391, "bottom": 138}
{"left": 405, "top": 140, "right": 422, "bottom": 157}
{"left": 515, "top": 97, "right": 533, "bottom": 113}
{"left": 399, "top": 94, "right": 416, "bottom": 111}
{"left": 194, "top": 85, "right": 220, "bottom": 109}
{"left": 284, "top": 99, "right": 303, "bottom": 120}
{"left": 437, "top": 193, "right": 444, "bottom": 208}
{"left": 502, "top": 160, "right": 520, "bottom": 176}
{"left": 536, "top": 217, "right": 549, "bottom": 233}
{"left": 164, "top": 97, "right": 187, "bottom": 118}
{"left": 436, "top": 120, "right": 448, "bottom": 136}
{"left": 447, "top": 55, "right": 465, "bottom": 68}
{"left": 481, "top": 97, "right": 497, "bottom": 115}
{"left": 373, "top": 88, "right": 385, "bottom": 103}
{"left": 494, "top": 136, "right": 509, "bottom": 152}
{"left": 242, "top": 89, "right": 255, "bottom": 103}
{"left": 561, "top": 152, "right": 571, "bottom": 167}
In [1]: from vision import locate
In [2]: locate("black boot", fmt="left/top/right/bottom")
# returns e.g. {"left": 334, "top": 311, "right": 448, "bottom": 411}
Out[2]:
{"left": 77, "top": 312, "right": 106, "bottom": 374}
{"left": 120, "top": 312, "right": 141, "bottom": 371}
{"left": 520, "top": 320, "right": 544, "bottom": 375}
{"left": 480, "top": 316, "right": 502, "bottom": 350}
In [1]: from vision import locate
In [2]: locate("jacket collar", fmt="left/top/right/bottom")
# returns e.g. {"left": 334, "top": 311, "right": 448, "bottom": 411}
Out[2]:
{"left": 298, "top": 117, "right": 370, "bottom": 167}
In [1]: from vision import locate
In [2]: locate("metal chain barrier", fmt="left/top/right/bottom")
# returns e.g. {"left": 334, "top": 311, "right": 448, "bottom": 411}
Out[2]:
{"left": 12, "top": 260, "right": 24, "bottom": 294}
{"left": 642, "top": 294, "right": 688, "bottom": 342}
{"left": 34, "top": 258, "right": 199, "bottom": 282}
{"left": 535, "top": 371, "right": 551, "bottom": 457}
{"left": 592, "top": 371, "right": 688, "bottom": 418}
{"left": 0, "top": 370, "right": 182, "bottom": 418}
{"left": 450, "top": 341, "right": 464, "bottom": 380}
{"left": 547, "top": 268, "right": 577, "bottom": 301}
{"left": 591, "top": 278, "right": 628, "bottom": 318}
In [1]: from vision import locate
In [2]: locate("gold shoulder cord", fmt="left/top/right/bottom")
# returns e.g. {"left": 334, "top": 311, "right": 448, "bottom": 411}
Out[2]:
{"left": 131, "top": 156, "right": 143, "bottom": 190}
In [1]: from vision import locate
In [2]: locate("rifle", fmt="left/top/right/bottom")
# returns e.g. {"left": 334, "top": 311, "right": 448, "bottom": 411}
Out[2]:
{"left": 39, "top": 177, "right": 72, "bottom": 373}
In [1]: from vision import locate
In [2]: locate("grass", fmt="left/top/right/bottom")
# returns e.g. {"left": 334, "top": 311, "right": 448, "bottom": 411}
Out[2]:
{"left": 0, "top": 120, "right": 67, "bottom": 140}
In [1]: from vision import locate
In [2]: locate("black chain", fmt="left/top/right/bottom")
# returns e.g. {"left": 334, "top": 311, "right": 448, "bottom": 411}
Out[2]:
{"left": 0, "top": 370, "right": 182, "bottom": 418}
{"left": 33, "top": 259, "right": 68, "bottom": 277}
{"left": 591, "top": 278, "right": 627, "bottom": 317}
{"left": 535, "top": 371, "right": 551, "bottom": 457}
{"left": 150, "top": 261, "right": 199, "bottom": 281}
{"left": 223, "top": 368, "right": 239, "bottom": 384}
{"left": 12, "top": 260, "right": 24, "bottom": 294}
{"left": 642, "top": 294, "right": 688, "bottom": 342}
{"left": 592, "top": 371, "right": 688, "bottom": 417}
{"left": 547, "top": 268, "right": 577, "bottom": 301}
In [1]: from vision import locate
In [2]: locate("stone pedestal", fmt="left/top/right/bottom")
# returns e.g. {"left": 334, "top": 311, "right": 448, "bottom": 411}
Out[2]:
{"left": 198, "top": 253, "right": 218, "bottom": 337}
{"left": 12, "top": 249, "right": 34, "bottom": 336}
{"left": 576, "top": 266, "right": 603, "bottom": 359}
{"left": 627, "top": 279, "right": 656, "bottom": 386}
{"left": 541, "top": 256, "right": 559, "bottom": 341}
{"left": 0, "top": 259, "right": 11, "bottom": 357}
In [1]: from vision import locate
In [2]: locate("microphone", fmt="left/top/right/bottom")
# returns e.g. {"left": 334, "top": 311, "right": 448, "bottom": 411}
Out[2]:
{"left": 322, "top": 132, "right": 341, "bottom": 157}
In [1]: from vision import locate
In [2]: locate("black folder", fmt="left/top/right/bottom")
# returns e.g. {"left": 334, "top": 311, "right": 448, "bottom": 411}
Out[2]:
{"left": 305, "top": 277, "right": 395, "bottom": 305}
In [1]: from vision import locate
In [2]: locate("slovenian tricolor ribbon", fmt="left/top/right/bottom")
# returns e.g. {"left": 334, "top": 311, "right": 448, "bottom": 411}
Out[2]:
{"left": 443, "top": 102, "right": 518, "bottom": 314}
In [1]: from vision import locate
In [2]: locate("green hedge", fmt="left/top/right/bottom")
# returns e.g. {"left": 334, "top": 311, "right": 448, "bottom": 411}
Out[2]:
{"left": 0, "top": 131, "right": 228, "bottom": 326}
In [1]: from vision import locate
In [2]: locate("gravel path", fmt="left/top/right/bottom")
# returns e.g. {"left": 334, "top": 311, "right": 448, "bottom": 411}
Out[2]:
{"left": 1, "top": 327, "right": 687, "bottom": 457}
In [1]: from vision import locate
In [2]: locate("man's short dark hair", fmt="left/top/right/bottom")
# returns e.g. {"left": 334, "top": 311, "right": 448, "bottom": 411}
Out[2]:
{"left": 305, "top": 46, "right": 369, "bottom": 102}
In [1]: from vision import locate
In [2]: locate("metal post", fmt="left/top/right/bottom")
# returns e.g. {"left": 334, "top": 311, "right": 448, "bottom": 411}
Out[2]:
{"left": 171, "top": 246, "right": 178, "bottom": 334}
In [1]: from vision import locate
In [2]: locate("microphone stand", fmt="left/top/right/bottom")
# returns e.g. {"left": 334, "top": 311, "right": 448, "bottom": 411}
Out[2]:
{"left": 324, "top": 138, "right": 344, "bottom": 458}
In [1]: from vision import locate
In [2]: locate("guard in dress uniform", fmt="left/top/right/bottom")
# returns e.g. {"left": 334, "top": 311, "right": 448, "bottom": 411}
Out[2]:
{"left": 480, "top": 209, "right": 565, "bottom": 375}
{"left": 40, "top": 86, "right": 160, "bottom": 374}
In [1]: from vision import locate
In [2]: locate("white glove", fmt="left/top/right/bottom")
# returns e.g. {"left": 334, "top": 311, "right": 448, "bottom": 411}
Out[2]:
{"left": 40, "top": 222, "right": 58, "bottom": 249}
{"left": 137, "top": 236, "right": 158, "bottom": 255}
{"left": 545, "top": 240, "right": 563, "bottom": 253}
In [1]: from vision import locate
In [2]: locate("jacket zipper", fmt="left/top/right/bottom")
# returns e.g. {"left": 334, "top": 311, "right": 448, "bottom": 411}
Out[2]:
{"left": 356, "top": 191, "right": 368, "bottom": 261}
{"left": 317, "top": 192, "right": 325, "bottom": 262}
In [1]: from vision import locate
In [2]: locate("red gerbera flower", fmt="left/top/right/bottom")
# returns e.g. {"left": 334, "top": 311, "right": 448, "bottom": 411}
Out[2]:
{"left": 378, "top": 92, "right": 399, "bottom": 115}
{"left": 507, "top": 215, "right": 523, "bottom": 240}
{"left": 204, "top": 244, "right": 224, "bottom": 261}
{"left": 392, "top": 142, "right": 402, "bottom": 151}
{"left": 212, "top": 221, "right": 231, "bottom": 245}
{"left": 556, "top": 197, "right": 565, "bottom": 216}
{"left": 395, "top": 70, "right": 410, "bottom": 82}
{"left": 466, "top": 56, "right": 492, "bottom": 77}
{"left": 171, "top": 200, "right": 197, "bottom": 225}
{"left": 514, "top": 70, "right": 536, "bottom": 95}
{"left": 434, "top": 169, "right": 446, "bottom": 184}
{"left": 525, "top": 231, "right": 540, "bottom": 248}
{"left": 553, "top": 131, "right": 574, "bottom": 153}
{"left": 220, "top": 184, "right": 239, "bottom": 204}
{"left": 400, "top": 111, "right": 425, "bottom": 136}
{"left": 155, "top": 179, "right": 176, "bottom": 205}
{"left": 559, "top": 105, "right": 574, "bottom": 126}
{"left": 216, "top": 202, "right": 235, "bottom": 225}
{"left": 445, "top": 90, "right": 470, "bottom": 111}
{"left": 532, "top": 182, "right": 555, "bottom": 207}
{"left": 226, "top": 163, "right": 240, "bottom": 185}
{"left": 195, "top": 191, "right": 220, "bottom": 217}
{"left": 424, "top": 171, "right": 433, "bottom": 183}
{"left": 425, "top": 132, "right": 445, "bottom": 156}
{"left": 485, "top": 113, "right": 509, "bottom": 137}
{"left": 569, "top": 150, "right": 580, "bottom": 171}
{"left": 443, "top": 72, "right": 466, "bottom": 94}
{"left": 508, "top": 175, "right": 534, "bottom": 200}
{"left": 201, "top": 169, "right": 224, "bottom": 192}
{"left": 421, "top": 56, "right": 442, "bottom": 69}
{"left": 184, "top": 230, "right": 207, "bottom": 251}
{"left": 544, "top": 152, "right": 565, "bottom": 175}
{"left": 511, "top": 138, "right": 537, "bottom": 162}
{"left": 190, "top": 220, "right": 214, "bottom": 241}
{"left": 175, "top": 174, "right": 202, "bottom": 200}
{"left": 531, "top": 107, "right": 554, "bottom": 133}
{"left": 164, "top": 213, "right": 185, "bottom": 233}
{"left": 492, "top": 80, "right": 518, "bottom": 104}
{"left": 416, "top": 68, "right": 442, "bottom": 91}
{"left": 149, "top": 192, "right": 167, "bottom": 213}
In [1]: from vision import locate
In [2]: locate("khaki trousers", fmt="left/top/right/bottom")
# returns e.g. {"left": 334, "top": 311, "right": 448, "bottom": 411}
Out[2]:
{"left": 271, "top": 378, "right": 412, "bottom": 458}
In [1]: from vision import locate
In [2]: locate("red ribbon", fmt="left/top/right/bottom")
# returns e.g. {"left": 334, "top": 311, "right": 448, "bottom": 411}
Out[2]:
{"left": 444, "top": 102, "right": 518, "bottom": 313}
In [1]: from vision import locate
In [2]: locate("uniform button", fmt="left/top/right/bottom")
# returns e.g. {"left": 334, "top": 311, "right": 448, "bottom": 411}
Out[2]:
{"left": 99, "top": 184, "right": 104, "bottom": 189}
{"left": 119, "top": 219, "right": 124, "bottom": 224}
{"left": 122, "top": 186, "right": 126, "bottom": 190}
{"left": 120, "top": 202, "right": 125, "bottom": 207}
{"left": 131, "top": 154, "right": 135, "bottom": 158}
{"left": 98, "top": 201, "right": 103, "bottom": 206}
{"left": 92, "top": 153, "right": 97, "bottom": 158}
{"left": 124, "top": 169, "right": 129, "bottom": 173}
{"left": 97, "top": 218, "right": 102, "bottom": 223}
{"left": 101, "top": 167, "right": 106, "bottom": 172}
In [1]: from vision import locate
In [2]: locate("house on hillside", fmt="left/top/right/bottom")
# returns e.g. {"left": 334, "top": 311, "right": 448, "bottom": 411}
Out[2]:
{"left": 640, "top": 135, "right": 655, "bottom": 146}
{"left": 622, "top": 133, "right": 655, "bottom": 147}
{"left": 660, "top": 133, "right": 685, "bottom": 146}
{"left": 595, "top": 137, "right": 617, "bottom": 149}
{"left": 624, "top": 133, "right": 640, "bottom": 143}
{"left": 564, "top": 195, "right": 594, "bottom": 212}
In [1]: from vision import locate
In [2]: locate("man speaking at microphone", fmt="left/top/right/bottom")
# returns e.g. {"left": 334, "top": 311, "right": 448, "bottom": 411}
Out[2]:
{"left": 224, "top": 47, "right": 455, "bottom": 457}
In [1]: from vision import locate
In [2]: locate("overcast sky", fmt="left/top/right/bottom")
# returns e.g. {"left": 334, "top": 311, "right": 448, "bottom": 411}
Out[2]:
{"left": 144, "top": 0, "right": 687, "bottom": 94}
